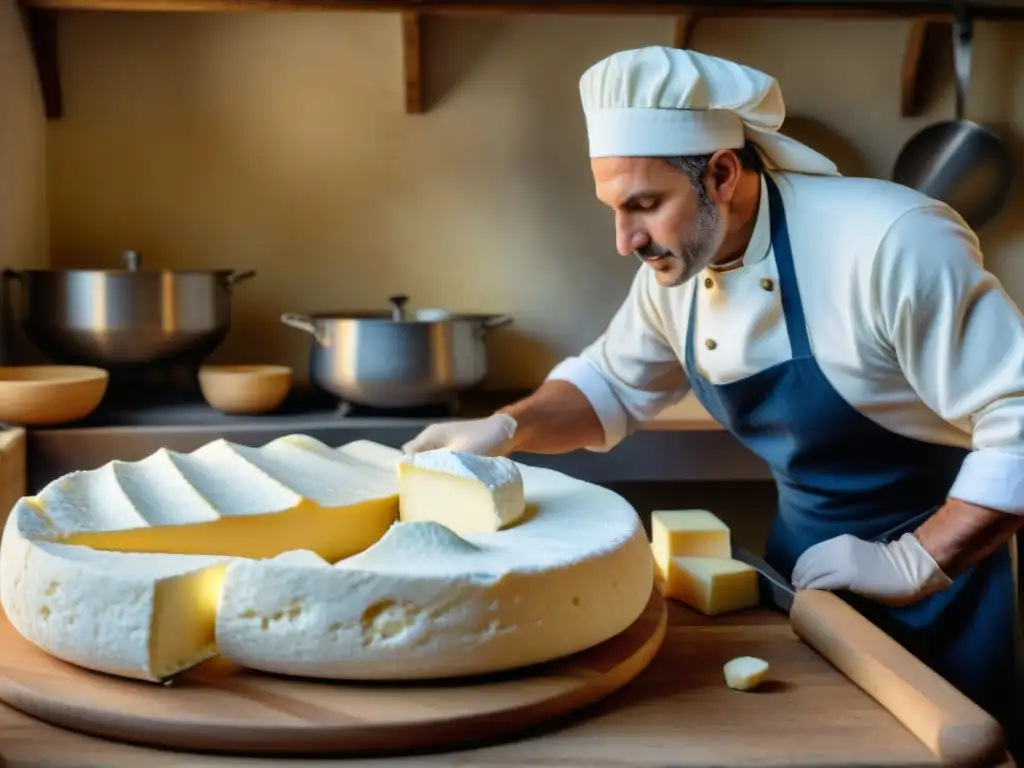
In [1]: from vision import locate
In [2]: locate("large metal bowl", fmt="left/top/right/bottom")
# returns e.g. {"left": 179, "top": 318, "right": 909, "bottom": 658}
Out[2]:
{"left": 281, "top": 295, "right": 512, "bottom": 407}
{"left": 4, "top": 250, "right": 256, "bottom": 367}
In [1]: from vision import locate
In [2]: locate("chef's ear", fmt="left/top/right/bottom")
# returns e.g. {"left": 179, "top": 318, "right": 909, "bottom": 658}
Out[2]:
{"left": 705, "top": 149, "right": 744, "bottom": 203}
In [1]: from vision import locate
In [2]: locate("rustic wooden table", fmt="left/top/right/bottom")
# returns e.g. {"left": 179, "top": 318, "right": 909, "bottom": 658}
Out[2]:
{"left": 0, "top": 598, "right": 951, "bottom": 767}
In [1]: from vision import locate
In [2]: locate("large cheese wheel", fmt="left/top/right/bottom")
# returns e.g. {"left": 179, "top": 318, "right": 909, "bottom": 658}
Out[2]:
{"left": 0, "top": 436, "right": 653, "bottom": 682}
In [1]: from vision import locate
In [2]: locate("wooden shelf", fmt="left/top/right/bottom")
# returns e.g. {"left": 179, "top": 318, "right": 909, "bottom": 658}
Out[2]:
{"left": 22, "top": 6, "right": 61, "bottom": 119}
{"left": 402, "top": 11, "right": 423, "bottom": 113}
{"left": 18, "top": 0, "right": 1024, "bottom": 14}
{"left": 673, "top": 13, "right": 698, "bottom": 47}
{"left": 18, "top": 0, "right": 1019, "bottom": 119}
{"left": 900, "top": 17, "right": 953, "bottom": 117}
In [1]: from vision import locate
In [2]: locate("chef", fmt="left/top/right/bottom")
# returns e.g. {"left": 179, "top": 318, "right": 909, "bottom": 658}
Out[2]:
{"left": 404, "top": 46, "right": 1024, "bottom": 746}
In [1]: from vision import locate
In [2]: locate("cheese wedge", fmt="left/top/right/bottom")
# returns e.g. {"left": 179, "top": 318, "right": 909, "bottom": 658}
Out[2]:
{"left": 216, "top": 446, "right": 653, "bottom": 680}
{"left": 651, "top": 509, "right": 730, "bottom": 578}
{"left": 0, "top": 537, "right": 229, "bottom": 680}
{"left": 1, "top": 436, "right": 654, "bottom": 683}
{"left": 398, "top": 449, "right": 525, "bottom": 534}
{"left": 0, "top": 435, "right": 398, "bottom": 682}
{"left": 664, "top": 556, "right": 759, "bottom": 615}
{"left": 724, "top": 656, "right": 770, "bottom": 690}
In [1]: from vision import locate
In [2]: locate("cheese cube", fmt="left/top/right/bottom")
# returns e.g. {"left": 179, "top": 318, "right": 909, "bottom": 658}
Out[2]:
{"left": 664, "top": 556, "right": 759, "bottom": 615}
{"left": 651, "top": 509, "right": 731, "bottom": 578}
{"left": 398, "top": 449, "right": 526, "bottom": 534}
{"left": 724, "top": 656, "right": 770, "bottom": 691}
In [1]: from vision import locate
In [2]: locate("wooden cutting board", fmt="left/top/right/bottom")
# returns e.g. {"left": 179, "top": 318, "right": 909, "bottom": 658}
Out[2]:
{"left": 0, "top": 585, "right": 666, "bottom": 756}
{"left": 0, "top": 599, "right": 973, "bottom": 767}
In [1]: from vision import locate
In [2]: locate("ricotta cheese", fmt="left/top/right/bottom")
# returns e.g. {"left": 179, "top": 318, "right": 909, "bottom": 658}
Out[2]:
{"left": 0, "top": 537, "right": 228, "bottom": 681}
{"left": 34, "top": 437, "right": 398, "bottom": 560}
{"left": 0, "top": 436, "right": 653, "bottom": 683}
{"left": 397, "top": 449, "right": 525, "bottom": 534}
{"left": 0, "top": 436, "right": 398, "bottom": 682}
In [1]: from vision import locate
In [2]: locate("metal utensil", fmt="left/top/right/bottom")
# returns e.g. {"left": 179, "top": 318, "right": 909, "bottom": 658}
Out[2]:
{"left": 732, "top": 546, "right": 796, "bottom": 613}
{"left": 892, "top": 5, "right": 1013, "bottom": 229}
{"left": 280, "top": 296, "right": 512, "bottom": 408}
{"left": 4, "top": 250, "right": 256, "bottom": 367}
{"left": 731, "top": 546, "right": 1003, "bottom": 764}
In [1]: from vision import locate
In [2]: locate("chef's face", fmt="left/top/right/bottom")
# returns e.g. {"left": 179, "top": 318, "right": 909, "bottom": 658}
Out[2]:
{"left": 591, "top": 152, "right": 736, "bottom": 287}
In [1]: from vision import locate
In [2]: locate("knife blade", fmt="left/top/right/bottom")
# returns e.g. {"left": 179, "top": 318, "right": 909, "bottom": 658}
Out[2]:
{"left": 732, "top": 546, "right": 794, "bottom": 614}
{"left": 728, "top": 544, "right": 1004, "bottom": 764}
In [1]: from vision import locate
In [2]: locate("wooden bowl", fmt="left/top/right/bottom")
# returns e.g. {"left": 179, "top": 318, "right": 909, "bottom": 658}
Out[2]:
{"left": 198, "top": 365, "right": 292, "bottom": 415}
{"left": 0, "top": 366, "right": 108, "bottom": 425}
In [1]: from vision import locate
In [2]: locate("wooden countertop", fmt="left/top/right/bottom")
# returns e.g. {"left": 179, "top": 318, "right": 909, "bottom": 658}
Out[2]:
{"left": 0, "top": 599, "right": 946, "bottom": 767}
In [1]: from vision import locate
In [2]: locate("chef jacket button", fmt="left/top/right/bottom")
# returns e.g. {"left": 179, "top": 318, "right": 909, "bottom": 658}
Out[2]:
{"left": 704, "top": 277, "right": 714, "bottom": 289}
{"left": 761, "top": 278, "right": 774, "bottom": 291}
{"left": 705, "top": 338, "right": 717, "bottom": 350}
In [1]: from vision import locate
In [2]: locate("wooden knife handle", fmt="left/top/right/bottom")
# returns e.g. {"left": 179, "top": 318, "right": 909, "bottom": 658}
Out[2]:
{"left": 790, "top": 588, "right": 1006, "bottom": 768}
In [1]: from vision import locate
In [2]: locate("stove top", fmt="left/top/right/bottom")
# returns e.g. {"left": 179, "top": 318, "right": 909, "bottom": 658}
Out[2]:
{"left": 61, "top": 385, "right": 527, "bottom": 429}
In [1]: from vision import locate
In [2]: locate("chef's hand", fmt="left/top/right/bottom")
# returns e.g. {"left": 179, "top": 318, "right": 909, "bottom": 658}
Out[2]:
{"left": 791, "top": 532, "right": 953, "bottom": 606}
{"left": 402, "top": 413, "right": 518, "bottom": 456}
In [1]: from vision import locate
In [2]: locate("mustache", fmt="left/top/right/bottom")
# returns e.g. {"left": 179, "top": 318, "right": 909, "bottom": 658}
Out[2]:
{"left": 632, "top": 242, "right": 677, "bottom": 261}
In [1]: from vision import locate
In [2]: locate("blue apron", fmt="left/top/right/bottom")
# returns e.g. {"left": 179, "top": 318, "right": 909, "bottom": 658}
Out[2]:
{"left": 683, "top": 172, "right": 1020, "bottom": 742}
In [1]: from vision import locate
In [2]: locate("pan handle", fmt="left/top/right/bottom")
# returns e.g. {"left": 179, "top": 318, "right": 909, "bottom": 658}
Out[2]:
{"left": 475, "top": 315, "right": 513, "bottom": 340}
{"left": 482, "top": 314, "right": 513, "bottom": 330}
{"left": 280, "top": 312, "right": 329, "bottom": 347}
{"left": 225, "top": 270, "right": 257, "bottom": 288}
{"left": 952, "top": 5, "right": 973, "bottom": 122}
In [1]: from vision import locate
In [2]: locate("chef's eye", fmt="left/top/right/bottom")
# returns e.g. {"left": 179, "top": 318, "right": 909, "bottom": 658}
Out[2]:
{"left": 627, "top": 197, "right": 658, "bottom": 211}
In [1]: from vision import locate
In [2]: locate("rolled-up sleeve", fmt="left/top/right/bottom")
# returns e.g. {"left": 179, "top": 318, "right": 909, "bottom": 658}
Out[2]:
{"left": 546, "top": 267, "right": 690, "bottom": 452}
{"left": 873, "top": 205, "right": 1024, "bottom": 513}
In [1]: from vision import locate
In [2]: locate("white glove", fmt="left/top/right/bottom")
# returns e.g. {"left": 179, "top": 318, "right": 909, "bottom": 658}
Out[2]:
{"left": 401, "top": 413, "right": 518, "bottom": 456}
{"left": 790, "top": 532, "right": 953, "bottom": 606}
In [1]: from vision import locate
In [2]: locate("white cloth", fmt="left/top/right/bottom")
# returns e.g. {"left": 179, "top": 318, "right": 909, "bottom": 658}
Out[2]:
{"left": 579, "top": 46, "right": 838, "bottom": 175}
{"left": 547, "top": 171, "right": 1024, "bottom": 514}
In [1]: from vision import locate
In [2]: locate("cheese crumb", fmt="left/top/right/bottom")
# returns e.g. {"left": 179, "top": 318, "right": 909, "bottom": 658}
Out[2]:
{"left": 724, "top": 656, "right": 769, "bottom": 690}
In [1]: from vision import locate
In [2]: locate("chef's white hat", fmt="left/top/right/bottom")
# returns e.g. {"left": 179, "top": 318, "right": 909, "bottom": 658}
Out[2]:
{"left": 580, "top": 46, "right": 838, "bottom": 176}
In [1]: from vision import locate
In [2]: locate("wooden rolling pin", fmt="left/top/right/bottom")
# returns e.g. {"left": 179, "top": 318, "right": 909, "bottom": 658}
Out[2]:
{"left": 790, "top": 589, "right": 1006, "bottom": 768}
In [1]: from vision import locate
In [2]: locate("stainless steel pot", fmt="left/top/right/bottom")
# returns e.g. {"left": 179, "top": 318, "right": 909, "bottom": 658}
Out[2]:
{"left": 281, "top": 295, "right": 512, "bottom": 407}
{"left": 4, "top": 250, "right": 257, "bottom": 367}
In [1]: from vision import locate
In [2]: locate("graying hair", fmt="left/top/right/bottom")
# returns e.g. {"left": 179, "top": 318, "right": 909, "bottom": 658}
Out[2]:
{"left": 663, "top": 142, "right": 764, "bottom": 204}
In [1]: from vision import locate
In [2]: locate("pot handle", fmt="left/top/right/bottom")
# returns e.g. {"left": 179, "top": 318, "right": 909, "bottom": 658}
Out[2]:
{"left": 388, "top": 294, "right": 409, "bottom": 322}
{"left": 225, "top": 270, "right": 257, "bottom": 288}
{"left": 280, "top": 312, "right": 329, "bottom": 346}
{"left": 476, "top": 314, "right": 513, "bottom": 339}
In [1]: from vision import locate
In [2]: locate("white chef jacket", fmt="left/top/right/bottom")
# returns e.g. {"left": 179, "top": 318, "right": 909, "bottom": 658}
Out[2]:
{"left": 548, "top": 171, "right": 1024, "bottom": 515}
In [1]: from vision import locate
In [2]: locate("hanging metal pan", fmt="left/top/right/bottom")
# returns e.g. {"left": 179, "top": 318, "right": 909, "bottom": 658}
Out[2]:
{"left": 892, "top": 7, "right": 1013, "bottom": 230}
